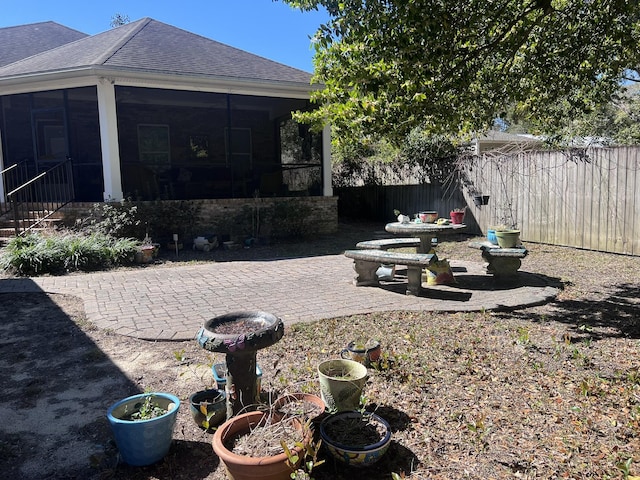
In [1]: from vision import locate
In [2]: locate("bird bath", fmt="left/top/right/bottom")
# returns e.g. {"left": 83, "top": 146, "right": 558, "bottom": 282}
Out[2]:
{"left": 196, "top": 311, "right": 284, "bottom": 418}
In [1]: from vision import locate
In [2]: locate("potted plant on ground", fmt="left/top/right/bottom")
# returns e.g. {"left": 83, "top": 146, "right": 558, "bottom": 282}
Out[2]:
{"left": 212, "top": 410, "right": 312, "bottom": 480}
{"left": 317, "top": 359, "right": 368, "bottom": 412}
{"left": 173, "top": 349, "right": 227, "bottom": 431}
{"left": 106, "top": 392, "right": 180, "bottom": 466}
{"left": 272, "top": 392, "right": 326, "bottom": 425}
{"left": 320, "top": 410, "right": 391, "bottom": 467}
{"left": 189, "top": 388, "right": 226, "bottom": 431}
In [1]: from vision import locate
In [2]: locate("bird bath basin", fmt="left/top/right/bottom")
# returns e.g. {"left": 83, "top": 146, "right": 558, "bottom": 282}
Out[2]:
{"left": 196, "top": 311, "right": 284, "bottom": 418}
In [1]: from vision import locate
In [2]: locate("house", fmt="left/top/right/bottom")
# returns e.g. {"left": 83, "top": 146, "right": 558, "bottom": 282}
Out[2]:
{"left": 0, "top": 18, "right": 333, "bottom": 211}
{"left": 472, "top": 131, "right": 544, "bottom": 155}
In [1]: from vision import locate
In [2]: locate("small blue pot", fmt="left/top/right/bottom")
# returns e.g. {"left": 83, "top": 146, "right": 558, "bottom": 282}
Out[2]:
{"left": 107, "top": 392, "right": 180, "bottom": 466}
{"left": 487, "top": 229, "right": 498, "bottom": 245}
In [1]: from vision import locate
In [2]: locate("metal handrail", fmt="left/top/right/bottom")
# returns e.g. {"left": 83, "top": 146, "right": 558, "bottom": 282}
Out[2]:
{"left": 7, "top": 159, "right": 75, "bottom": 235}
{"left": 0, "top": 161, "right": 29, "bottom": 217}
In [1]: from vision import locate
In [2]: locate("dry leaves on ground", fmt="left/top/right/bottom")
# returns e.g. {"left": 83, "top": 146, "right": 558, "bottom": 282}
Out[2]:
{"left": 0, "top": 224, "right": 639, "bottom": 479}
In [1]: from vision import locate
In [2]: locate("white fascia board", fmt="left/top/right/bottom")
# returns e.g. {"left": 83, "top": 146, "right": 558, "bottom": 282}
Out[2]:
{"left": 0, "top": 66, "right": 317, "bottom": 99}
{"left": 0, "top": 70, "right": 98, "bottom": 95}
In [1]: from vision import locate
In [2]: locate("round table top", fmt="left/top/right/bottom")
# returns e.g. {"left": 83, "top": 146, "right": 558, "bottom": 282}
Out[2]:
{"left": 385, "top": 221, "right": 467, "bottom": 235}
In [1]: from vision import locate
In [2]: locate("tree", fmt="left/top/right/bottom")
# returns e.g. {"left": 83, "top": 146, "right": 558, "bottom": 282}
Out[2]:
{"left": 282, "top": 1, "right": 640, "bottom": 143}
{"left": 110, "top": 13, "right": 130, "bottom": 28}
{"left": 546, "top": 84, "right": 640, "bottom": 146}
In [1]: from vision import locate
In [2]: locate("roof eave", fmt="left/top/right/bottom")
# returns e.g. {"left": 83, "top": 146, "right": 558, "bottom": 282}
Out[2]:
{"left": 0, "top": 65, "right": 319, "bottom": 98}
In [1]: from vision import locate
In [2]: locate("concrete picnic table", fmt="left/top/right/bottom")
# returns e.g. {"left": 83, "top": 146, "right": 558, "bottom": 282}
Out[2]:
{"left": 385, "top": 221, "right": 467, "bottom": 253}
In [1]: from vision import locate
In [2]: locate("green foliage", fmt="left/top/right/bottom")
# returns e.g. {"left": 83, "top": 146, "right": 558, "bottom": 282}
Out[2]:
{"left": 268, "top": 199, "right": 314, "bottom": 239}
{"left": 332, "top": 127, "right": 462, "bottom": 186}
{"left": 538, "top": 86, "right": 640, "bottom": 146}
{"left": 126, "top": 395, "right": 167, "bottom": 421}
{"left": 399, "top": 129, "right": 462, "bottom": 183}
{"left": 0, "top": 232, "right": 138, "bottom": 276}
{"left": 82, "top": 199, "right": 201, "bottom": 241}
{"left": 283, "top": 422, "right": 324, "bottom": 480}
{"left": 83, "top": 201, "right": 143, "bottom": 238}
{"left": 282, "top": 0, "right": 640, "bottom": 141}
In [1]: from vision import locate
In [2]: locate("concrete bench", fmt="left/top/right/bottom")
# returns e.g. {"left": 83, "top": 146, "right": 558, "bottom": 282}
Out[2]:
{"left": 468, "top": 241, "right": 528, "bottom": 279}
{"left": 355, "top": 238, "right": 422, "bottom": 251}
{"left": 344, "top": 249, "right": 435, "bottom": 296}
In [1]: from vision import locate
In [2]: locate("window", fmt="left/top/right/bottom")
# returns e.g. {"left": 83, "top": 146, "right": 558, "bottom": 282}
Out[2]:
{"left": 224, "top": 128, "right": 251, "bottom": 167}
{"left": 138, "top": 124, "right": 170, "bottom": 164}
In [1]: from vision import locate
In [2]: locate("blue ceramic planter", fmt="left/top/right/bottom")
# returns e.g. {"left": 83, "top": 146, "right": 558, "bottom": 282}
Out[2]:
{"left": 320, "top": 411, "right": 391, "bottom": 467}
{"left": 487, "top": 229, "right": 498, "bottom": 245}
{"left": 107, "top": 392, "right": 180, "bottom": 466}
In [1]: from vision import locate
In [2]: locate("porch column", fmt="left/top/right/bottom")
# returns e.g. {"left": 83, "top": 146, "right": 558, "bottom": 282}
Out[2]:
{"left": 0, "top": 126, "right": 5, "bottom": 202}
{"left": 322, "top": 124, "right": 333, "bottom": 197}
{"left": 96, "top": 78, "right": 124, "bottom": 201}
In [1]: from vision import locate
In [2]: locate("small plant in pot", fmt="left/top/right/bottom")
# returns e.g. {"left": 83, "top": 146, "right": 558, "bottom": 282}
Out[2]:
{"left": 189, "top": 389, "right": 226, "bottom": 431}
{"left": 449, "top": 207, "right": 466, "bottom": 224}
{"left": 174, "top": 348, "right": 227, "bottom": 431}
{"left": 320, "top": 410, "right": 391, "bottom": 467}
{"left": 106, "top": 392, "right": 180, "bottom": 466}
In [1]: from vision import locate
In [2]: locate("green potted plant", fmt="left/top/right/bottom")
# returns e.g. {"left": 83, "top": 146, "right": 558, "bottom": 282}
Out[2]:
{"left": 189, "top": 388, "right": 226, "bottom": 431}
{"left": 106, "top": 392, "right": 180, "bottom": 466}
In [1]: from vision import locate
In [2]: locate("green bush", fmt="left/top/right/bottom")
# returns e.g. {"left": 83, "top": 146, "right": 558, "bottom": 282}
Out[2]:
{"left": 81, "top": 199, "right": 201, "bottom": 242}
{"left": 0, "top": 232, "right": 139, "bottom": 276}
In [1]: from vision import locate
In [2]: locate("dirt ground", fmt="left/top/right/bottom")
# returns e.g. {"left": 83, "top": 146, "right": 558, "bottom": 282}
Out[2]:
{"left": 1, "top": 224, "right": 639, "bottom": 479}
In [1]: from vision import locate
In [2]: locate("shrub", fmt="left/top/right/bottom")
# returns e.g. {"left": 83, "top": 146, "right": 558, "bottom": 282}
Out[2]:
{"left": 0, "top": 231, "right": 139, "bottom": 276}
{"left": 81, "top": 199, "right": 201, "bottom": 242}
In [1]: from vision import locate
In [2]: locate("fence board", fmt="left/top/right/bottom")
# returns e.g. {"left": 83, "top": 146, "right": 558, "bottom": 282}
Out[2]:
{"left": 335, "top": 146, "right": 640, "bottom": 256}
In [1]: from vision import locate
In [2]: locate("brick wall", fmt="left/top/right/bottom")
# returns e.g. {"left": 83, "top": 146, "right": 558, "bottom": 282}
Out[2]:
{"left": 61, "top": 196, "right": 338, "bottom": 240}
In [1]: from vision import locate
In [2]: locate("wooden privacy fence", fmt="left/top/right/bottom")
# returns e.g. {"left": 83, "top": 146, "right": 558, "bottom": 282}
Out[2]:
{"left": 335, "top": 146, "right": 640, "bottom": 256}
{"left": 459, "top": 146, "right": 640, "bottom": 256}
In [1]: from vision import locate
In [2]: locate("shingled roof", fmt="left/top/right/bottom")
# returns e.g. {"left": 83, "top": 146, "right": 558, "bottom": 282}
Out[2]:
{"left": 0, "top": 17, "right": 313, "bottom": 86}
{"left": 0, "top": 21, "right": 87, "bottom": 67}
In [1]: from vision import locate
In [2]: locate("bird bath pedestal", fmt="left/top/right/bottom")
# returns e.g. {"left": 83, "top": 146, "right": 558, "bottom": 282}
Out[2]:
{"left": 196, "top": 311, "right": 284, "bottom": 418}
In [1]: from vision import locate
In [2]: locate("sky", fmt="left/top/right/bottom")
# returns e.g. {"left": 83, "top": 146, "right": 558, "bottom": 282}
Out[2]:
{"left": 1, "top": 0, "right": 330, "bottom": 73}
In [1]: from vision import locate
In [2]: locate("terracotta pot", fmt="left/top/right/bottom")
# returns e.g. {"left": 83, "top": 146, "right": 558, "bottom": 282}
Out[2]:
{"left": 212, "top": 411, "right": 309, "bottom": 480}
{"left": 272, "top": 392, "right": 326, "bottom": 424}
